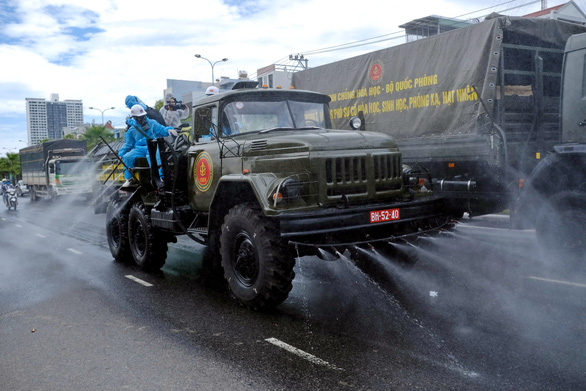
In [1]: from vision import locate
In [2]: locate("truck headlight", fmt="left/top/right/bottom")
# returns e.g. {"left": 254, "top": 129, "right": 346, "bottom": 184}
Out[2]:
{"left": 402, "top": 164, "right": 432, "bottom": 192}
{"left": 271, "top": 178, "right": 304, "bottom": 206}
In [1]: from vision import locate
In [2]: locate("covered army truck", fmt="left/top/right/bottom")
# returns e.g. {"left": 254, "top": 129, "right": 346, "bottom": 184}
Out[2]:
{"left": 20, "top": 139, "right": 93, "bottom": 201}
{"left": 104, "top": 86, "right": 453, "bottom": 310}
{"left": 292, "top": 15, "right": 586, "bottom": 256}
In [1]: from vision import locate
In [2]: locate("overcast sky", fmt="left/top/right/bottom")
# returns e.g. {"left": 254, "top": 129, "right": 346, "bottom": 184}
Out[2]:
{"left": 0, "top": 0, "right": 579, "bottom": 156}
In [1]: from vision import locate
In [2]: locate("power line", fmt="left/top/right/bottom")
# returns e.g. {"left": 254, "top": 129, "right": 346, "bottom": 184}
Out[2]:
{"left": 285, "top": 0, "right": 566, "bottom": 61}
{"left": 251, "top": 0, "right": 580, "bottom": 80}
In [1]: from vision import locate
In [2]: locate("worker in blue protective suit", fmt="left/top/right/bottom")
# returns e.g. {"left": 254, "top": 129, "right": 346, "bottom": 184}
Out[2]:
{"left": 119, "top": 104, "right": 177, "bottom": 187}
{"left": 124, "top": 95, "right": 166, "bottom": 126}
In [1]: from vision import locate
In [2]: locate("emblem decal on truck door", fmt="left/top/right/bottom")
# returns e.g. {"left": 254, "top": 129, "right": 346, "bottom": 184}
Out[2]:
{"left": 194, "top": 151, "right": 213, "bottom": 192}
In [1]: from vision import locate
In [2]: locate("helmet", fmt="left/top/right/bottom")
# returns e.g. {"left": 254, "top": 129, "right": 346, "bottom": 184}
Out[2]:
{"left": 130, "top": 104, "right": 147, "bottom": 117}
{"left": 205, "top": 86, "right": 220, "bottom": 96}
{"left": 164, "top": 92, "right": 174, "bottom": 102}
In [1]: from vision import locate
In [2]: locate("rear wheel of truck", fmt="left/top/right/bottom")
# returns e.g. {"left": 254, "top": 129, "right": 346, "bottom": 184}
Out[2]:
{"left": 220, "top": 204, "right": 295, "bottom": 310}
{"left": 106, "top": 199, "right": 132, "bottom": 263}
{"left": 30, "top": 188, "right": 37, "bottom": 202}
{"left": 536, "top": 190, "right": 585, "bottom": 261}
{"left": 128, "top": 201, "right": 167, "bottom": 271}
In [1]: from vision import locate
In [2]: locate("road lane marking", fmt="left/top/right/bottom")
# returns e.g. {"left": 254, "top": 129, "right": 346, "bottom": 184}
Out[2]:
{"left": 528, "top": 276, "right": 586, "bottom": 288}
{"left": 125, "top": 275, "right": 153, "bottom": 287}
{"left": 265, "top": 337, "right": 343, "bottom": 371}
{"left": 67, "top": 248, "right": 82, "bottom": 255}
{"left": 36, "top": 234, "right": 45, "bottom": 238}
{"left": 15, "top": 224, "right": 22, "bottom": 228}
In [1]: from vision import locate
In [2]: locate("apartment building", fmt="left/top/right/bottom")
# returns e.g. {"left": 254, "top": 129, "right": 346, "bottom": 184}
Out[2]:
{"left": 25, "top": 94, "right": 83, "bottom": 145}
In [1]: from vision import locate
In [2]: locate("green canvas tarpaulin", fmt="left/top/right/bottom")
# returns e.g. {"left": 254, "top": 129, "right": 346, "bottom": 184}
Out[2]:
{"left": 291, "top": 16, "right": 586, "bottom": 140}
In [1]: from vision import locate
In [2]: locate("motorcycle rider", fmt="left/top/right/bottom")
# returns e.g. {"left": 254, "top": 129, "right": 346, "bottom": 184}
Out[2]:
{"left": 2, "top": 180, "right": 14, "bottom": 206}
{"left": 1, "top": 179, "right": 6, "bottom": 205}
{"left": 119, "top": 104, "right": 177, "bottom": 187}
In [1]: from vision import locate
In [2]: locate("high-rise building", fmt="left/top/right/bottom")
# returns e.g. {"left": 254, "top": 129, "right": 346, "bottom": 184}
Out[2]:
{"left": 25, "top": 94, "right": 83, "bottom": 145}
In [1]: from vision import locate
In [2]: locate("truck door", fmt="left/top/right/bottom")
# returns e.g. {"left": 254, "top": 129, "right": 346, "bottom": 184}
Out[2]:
{"left": 191, "top": 105, "right": 222, "bottom": 210}
{"left": 48, "top": 162, "right": 56, "bottom": 187}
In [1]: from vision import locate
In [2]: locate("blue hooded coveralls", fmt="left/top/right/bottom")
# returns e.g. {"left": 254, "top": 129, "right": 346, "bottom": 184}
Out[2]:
{"left": 119, "top": 117, "right": 173, "bottom": 180}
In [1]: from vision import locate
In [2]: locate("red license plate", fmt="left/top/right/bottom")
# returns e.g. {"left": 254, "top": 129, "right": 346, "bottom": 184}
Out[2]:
{"left": 370, "top": 208, "right": 400, "bottom": 223}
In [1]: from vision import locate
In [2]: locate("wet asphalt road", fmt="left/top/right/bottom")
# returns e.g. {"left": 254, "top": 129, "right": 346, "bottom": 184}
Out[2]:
{"left": 0, "top": 196, "right": 584, "bottom": 390}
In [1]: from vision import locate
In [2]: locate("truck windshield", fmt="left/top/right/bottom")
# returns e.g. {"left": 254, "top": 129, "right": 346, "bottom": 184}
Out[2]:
{"left": 221, "top": 99, "right": 327, "bottom": 136}
{"left": 56, "top": 160, "right": 93, "bottom": 176}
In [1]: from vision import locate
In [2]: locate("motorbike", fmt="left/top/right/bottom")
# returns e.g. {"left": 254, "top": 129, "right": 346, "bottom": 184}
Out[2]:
{"left": 5, "top": 187, "right": 18, "bottom": 210}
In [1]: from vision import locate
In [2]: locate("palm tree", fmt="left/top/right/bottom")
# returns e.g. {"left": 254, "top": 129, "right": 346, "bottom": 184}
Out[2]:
{"left": 81, "top": 124, "right": 115, "bottom": 150}
{"left": 0, "top": 152, "right": 21, "bottom": 181}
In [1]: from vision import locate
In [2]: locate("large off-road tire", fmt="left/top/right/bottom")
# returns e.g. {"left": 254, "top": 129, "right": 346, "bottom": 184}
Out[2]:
{"left": 220, "top": 204, "right": 295, "bottom": 310}
{"left": 128, "top": 201, "right": 168, "bottom": 271}
{"left": 535, "top": 190, "right": 585, "bottom": 260}
{"left": 106, "top": 199, "right": 132, "bottom": 263}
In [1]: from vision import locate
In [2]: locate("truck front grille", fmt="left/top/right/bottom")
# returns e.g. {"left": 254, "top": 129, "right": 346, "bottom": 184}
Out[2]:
{"left": 324, "top": 152, "right": 402, "bottom": 198}
{"left": 373, "top": 153, "right": 401, "bottom": 181}
{"left": 326, "top": 157, "right": 367, "bottom": 184}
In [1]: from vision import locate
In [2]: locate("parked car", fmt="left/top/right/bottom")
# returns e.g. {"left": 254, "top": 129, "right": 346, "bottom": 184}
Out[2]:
{"left": 16, "top": 180, "right": 29, "bottom": 197}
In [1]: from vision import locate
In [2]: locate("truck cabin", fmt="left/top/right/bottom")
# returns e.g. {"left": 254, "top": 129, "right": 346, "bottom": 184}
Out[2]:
{"left": 193, "top": 89, "right": 332, "bottom": 140}
{"left": 48, "top": 159, "right": 94, "bottom": 176}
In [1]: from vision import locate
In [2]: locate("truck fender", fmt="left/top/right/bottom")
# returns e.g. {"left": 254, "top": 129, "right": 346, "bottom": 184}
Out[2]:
{"left": 208, "top": 173, "right": 278, "bottom": 232}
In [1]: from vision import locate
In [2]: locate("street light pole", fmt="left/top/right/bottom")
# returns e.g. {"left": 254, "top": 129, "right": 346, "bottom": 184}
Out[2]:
{"left": 88, "top": 106, "right": 115, "bottom": 125}
{"left": 194, "top": 54, "right": 228, "bottom": 85}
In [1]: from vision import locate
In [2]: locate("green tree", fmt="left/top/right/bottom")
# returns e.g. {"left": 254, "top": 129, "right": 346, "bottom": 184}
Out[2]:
{"left": 0, "top": 152, "right": 21, "bottom": 181}
{"left": 81, "top": 124, "right": 114, "bottom": 150}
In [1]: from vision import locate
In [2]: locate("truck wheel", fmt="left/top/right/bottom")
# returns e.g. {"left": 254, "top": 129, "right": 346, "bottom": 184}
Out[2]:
{"left": 128, "top": 202, "right": 167, "bottom": 271}
{"left": 30, "top": 188, "right": 37, "bottom": 202}
{"left": 106, "top": 200, "right": 132, "bottom": 263}
{"left": 220, "top": 205, "right": 295, "bottom": 310}
{"left": 536, "top": 191, "right": 585, "bottom": 260}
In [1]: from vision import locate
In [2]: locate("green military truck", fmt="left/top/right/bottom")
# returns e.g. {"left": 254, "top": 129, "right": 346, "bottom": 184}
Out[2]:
{"left": 292, "top": 15, "right": 586, "bottom": 257}
{"left": 104, "top": 86, "right": 452, "bottom": 310}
